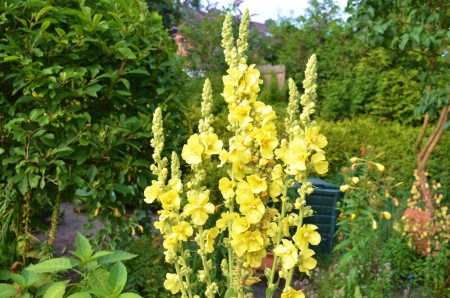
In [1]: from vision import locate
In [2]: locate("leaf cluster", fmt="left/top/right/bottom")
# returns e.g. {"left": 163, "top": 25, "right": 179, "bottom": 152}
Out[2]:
{"left": 0, "top": 0, "right": 184, "bottom": 261}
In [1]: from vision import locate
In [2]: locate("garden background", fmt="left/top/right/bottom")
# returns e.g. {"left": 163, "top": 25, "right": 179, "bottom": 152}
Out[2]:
{"left": 0, "top": 0, "right": 449, "bottom": 297}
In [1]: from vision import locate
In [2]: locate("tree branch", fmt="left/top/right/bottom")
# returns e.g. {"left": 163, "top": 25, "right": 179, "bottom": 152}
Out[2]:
{"left": 415, "top": 112, "right": 429, "bottom": 154}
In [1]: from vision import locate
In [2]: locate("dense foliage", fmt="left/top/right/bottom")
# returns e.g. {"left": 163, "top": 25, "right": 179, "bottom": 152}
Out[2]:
{"left": 0, "top": 0, "right": 184, "bottom": 261}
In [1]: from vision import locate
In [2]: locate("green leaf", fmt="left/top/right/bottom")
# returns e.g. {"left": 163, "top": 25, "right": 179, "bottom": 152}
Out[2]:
{"left": 85, "top": 84, "right": 103, "bottom": 97}
{"left": 112, "top": 184, "right": 130, "bottom": 194}
{"left": 0, "top": 149, "right": 4, "bottom": 156}
{"left": 19, "top": 174, "right": 29, "bottom": 195}
{"left": 43, "top": 281, "right": 65, "bottom": 298}
{"left": 67, "top": 293, "right": 92, "bottom": 298}
{"left": 40, "top": 21, "right": 50, "bottom": 33}
{"left": 3, "top": 56, "right": 20, "bottom": 62}
{"left": 108, "top": 261, "right": 127, "bottom": 295}
{"left": 97, "top": 251, "right": 137, "bottom": 264}
{"left": 10, "top": 273, "right": 26, "bottom": 288}
{"left": 131, "top": 159, "right": 150, "bottom": 167}
{"left": 23, "top": 1, "right": 47, "bottom": 6}
{"left": 0, "top": 284, "right": 18, "bottom": 298}
{"left": 225, "top": 288, "right": 238, "bottom": 298}
{"left": 26, "top": 258, "right": 73, "bottom": 273}
{"left": 118, "top": 47, "right": 136, "bottom": 59}
{"left": 0, "top": 269, "right": 10, "bottom": 280}
{"left": 88, "top": 165, "right": 97, "bottom": 183}
{"left": 118, "top": 294, "right": 143, "bottom": 298}
{"left": 86, "top": 288, "right": 109, "bottom": 297}
{"left": 156, "top": 88, "right": 165, "bottom": 95}
{"left": 399, "top": 33, "right": 409, "bottom": 50}
{"left": 74, "top": 232, "right": 93, "bottom": 261}
{"left": 87, "top": 269, "right": 111, "bottom": 295}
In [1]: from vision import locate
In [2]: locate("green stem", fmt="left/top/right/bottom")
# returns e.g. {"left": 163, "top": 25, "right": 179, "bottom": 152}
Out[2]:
{"left": 198, "top": 226, "right": 215, "bottom": 298}
{"left": 174, "top": 258, "right": 190, "bottom": 298}
{"left": 267, "top": 175, "right": 289, "bottom": 286}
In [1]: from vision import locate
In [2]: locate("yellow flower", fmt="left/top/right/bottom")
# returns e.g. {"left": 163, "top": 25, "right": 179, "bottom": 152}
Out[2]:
{"left": 201, "top": 132, "right": 223, "bottom": 155}
{"left": 218, "top": 149, "right": 229, "bottom": 167}
{"left": 181, "top": 134, "right": 204, "bottom": 165}
{"left": 216, "top": 212, "right": 239, "bottom": 231}
{"left": 305, "top": 126, "right": 327, "bottom": 152}
{"left": 256, "top": 129, "right": 279, "bottom": 160}
{"left": 298, "top": 248, "right": 317, "bottom": 276}
{"left": 205, "top": 227, "right": 220, "bottom": 253}
{"left": 244, "top": 230, "right": 264, "bottom": 252}
{"left": 374, "top": 162, "right": 385, "bottom": 172}
{"left": 164, "top": 273, "right": 180, "bottom": 294}
{"left": 172, "top": 221, "right": 193, "bottom": 241}
{"left": 269, "top": 179, "right": 283, "bottom": 200}
{"left": 281, "top": 288, "right": 305, "bottom": 298}
{"left": 246, "top": 248, "right": 266, "bottom": 268}
{"left": 219, "top": 177, "right": 236, "bottom": 199}
{"left": 239, "top": 196, "right": 265, "bottom": 224}
{"left": 292, "top": 224, "right": 321, "bottom": 251}
{"left": 311, "top": 152, "right": 329, "bottom": 174}
{"left": 232, "top": 217, "right": 250, "bottom": 234}
{"left": 235, "top": 181, "right": 254, "bottom": 204}
{"left": 285, "top": 139, "right": 308, "bottom": 174}
{"left": 273, "top": 239, "right": 298, "bottom": 269}
{"left": 232, "top": 159, "right": 251, "bottom": 181}
{"left": 271, "top": 164, "right": 284, "bottom": 180}
{"left": 183, "top": 190, "right": 215, "bottom": 225}
{"left": 247, "top": 174, "right": 267, "bottom": 193}
{"left": 230, "top": 231, "right": 248, "bottom": 256}
{"left": 144, "top": 180, "right": 159, "bottom": 204}
{"left": 340, "top": 185, "right": 349, "bottom": 192}
{"left": 382, "top": 211, "right": 391, "bottom": 220}
{"left": 168, "top": 178, "right": 182, "bottom": 192}
{"left": 351, "top": 177, "right": 360, "bottom": 184}
{"left": 160, "top": 190, "right": 180, "bottom": 210}
{"left": 163, "top": 232, "right": 178, "bottom": 251}
{"left": 230, "top": 105, "right": 253, "bottom": 127}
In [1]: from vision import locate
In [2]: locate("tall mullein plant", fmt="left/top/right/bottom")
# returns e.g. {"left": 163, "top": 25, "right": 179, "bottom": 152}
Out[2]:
{"left": 144, "top": 9, "right": 329, "bottom": 298}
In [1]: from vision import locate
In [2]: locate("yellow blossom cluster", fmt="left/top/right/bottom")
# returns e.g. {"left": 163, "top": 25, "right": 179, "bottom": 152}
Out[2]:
{"left": 143, "top": 9, "right": 329, "bottom": 298}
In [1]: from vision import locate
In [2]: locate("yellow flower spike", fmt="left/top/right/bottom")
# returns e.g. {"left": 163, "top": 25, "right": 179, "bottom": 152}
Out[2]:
{"left": 351, "top": 177, "right": 360, "bottom": 184}
{"left": 292, "top": 224, "right": 321, "bottom": 251}
{"left": 183, "top": 190, "right": 215, "bottom": 225}
{"left": 144, "top": 180, "right": 160, "bottom": 204}
{"left": 164, "top": 273, "right": 180, "bottom": 294}
{"left": 340, "top": 185, "right": 350, "bottom": 192}
{"left": 273, "top": 239, "right": 298, "bottom": 270}
{"left": 298, "top": 248, "right": 317, "bottom": 276}
{"left": 181, "top": 134, "right": 204, "bottom": 165}
{"left": 281, "top": 288, "right": 305, "bottom": 298}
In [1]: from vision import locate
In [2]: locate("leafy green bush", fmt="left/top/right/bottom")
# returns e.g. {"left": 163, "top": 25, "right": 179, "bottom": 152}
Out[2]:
{"left": 0, "top": 232, "right": 140, "bottom": 297}
{"left": 0, "top": 0, "right": 184, "bottom": 261}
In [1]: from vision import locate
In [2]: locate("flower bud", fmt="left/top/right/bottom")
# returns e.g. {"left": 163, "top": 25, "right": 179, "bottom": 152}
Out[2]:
{"left": 340, "top": 185, "right": 349, "bottom": 192}
{"left": 351, "top": 214, "right": 356, "bottom": 220}
{"left": 350, "top": 157, "right": 359, "bottom": 163}
{"left": 351, "top": 177, "right": 359, "bottom": 184}
{"left": 374, "top": 163, "right": 385, "bottom": 172}
{"left": 382, "top": 212, "right": 391, "bottom": 220}
{"left": 372, "top": 219, "right": 377, "bottom": 229}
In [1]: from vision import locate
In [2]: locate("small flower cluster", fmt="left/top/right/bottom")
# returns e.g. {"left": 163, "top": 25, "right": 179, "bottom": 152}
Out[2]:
{"left": 144, "top": 9, "right": 329, "bottom": 298}
{"left": 395, "top": 169, "right": 450, "bottom": 255}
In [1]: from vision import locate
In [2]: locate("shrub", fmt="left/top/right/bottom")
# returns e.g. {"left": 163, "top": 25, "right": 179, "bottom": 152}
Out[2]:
{"left": 0, "top": 0, "right": 184, "bottom": 261}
